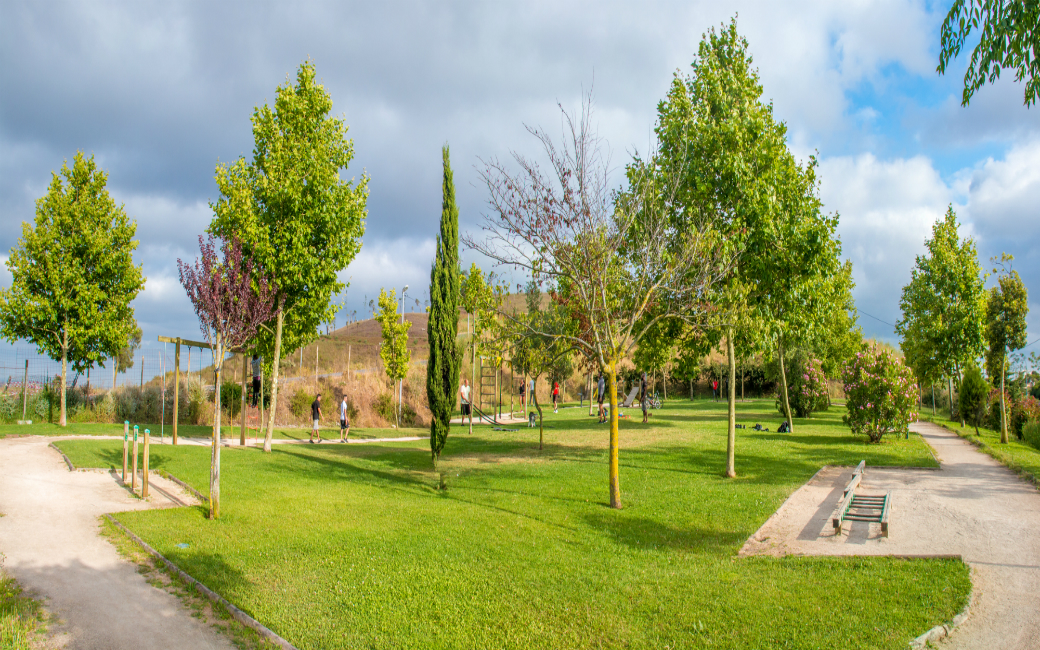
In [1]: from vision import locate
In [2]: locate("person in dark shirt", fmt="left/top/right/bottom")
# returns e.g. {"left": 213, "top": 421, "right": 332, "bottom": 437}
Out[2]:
{"left": 597, "top": 373, "right": 606, "bottom": 423}
{"left": 640, "top": 372, "right": 649, "bottom": 423}
{"left": 310, "top": 393, "right": 322, "bottom": 443}
{"left": 251, "top": 354, "right": 261, "bottom": 407}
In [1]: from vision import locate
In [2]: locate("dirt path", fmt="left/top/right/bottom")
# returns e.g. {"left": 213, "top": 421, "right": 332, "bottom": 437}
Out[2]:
{"left": 0, "top": 435, "right": 235, "bottom": 650}
{"left": 740, "top": 421, "right": 1040, "bottom": 649}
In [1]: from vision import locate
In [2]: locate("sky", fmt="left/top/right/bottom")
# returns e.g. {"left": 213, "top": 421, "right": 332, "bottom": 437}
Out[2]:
{"left": 0, "top": 0, "right": 1037, "bottom": 374}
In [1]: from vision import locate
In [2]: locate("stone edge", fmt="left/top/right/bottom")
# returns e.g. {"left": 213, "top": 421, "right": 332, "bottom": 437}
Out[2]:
{"left": 154, "top": 470, "right": 209, "bottom": 505}
{"left": 103, "top": 514, "right": 298, "bottom": 650}
{"left": 47, "top": 442, "right": 75, "bottom": 471}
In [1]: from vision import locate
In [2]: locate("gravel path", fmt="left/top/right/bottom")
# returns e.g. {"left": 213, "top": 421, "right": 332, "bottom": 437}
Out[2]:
{"left": 0, "top": 435, "right": 235, "bottom": 650}
{"left": 740, "top": 421, "right": 1040, "bottom": 649}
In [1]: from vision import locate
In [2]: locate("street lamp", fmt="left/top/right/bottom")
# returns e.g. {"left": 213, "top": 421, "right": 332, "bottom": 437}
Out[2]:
{"left": 397, "top": 285, "right": 409, "bottom": 428}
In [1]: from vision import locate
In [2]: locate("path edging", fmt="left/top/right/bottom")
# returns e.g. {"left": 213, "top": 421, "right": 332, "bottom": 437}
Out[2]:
{"left": 154, "top": 470, "right": 209, "bottom": 505}
{"left": 48, "top": 442, "right": 76, "bottom": 471}
{"left": 908, "top": 588, "right": 972, "bottom": 649}
{"left": 103, "top": 514, "right": 298, "bottom": 650}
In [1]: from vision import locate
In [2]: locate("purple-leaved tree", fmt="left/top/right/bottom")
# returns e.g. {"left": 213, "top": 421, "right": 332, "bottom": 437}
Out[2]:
{"left": 178, "top": 235, "right": 278, "bottom": 518}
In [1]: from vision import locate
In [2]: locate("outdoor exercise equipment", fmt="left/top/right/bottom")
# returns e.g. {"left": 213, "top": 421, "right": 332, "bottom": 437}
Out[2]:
{"left": 831, "top": 461, "right": 891, "bottom": 537}
{"left": 122, "top": 421, "right": 129, "bottom": 484}
{"left": 142, "top": 429, "right": 150, "bottom": 498}
{"left": 131, "top": 426, "right": 139, "bottom": 491}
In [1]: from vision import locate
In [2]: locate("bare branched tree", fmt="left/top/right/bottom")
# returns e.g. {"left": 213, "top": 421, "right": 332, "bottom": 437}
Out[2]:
{"left": 465, "top": 96, "right": 734, "bottom": 508}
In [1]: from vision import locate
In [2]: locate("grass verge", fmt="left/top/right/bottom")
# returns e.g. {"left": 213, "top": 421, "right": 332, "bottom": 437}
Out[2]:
{"left": 56, "top": 399, "right": 968, "bottom": 649}
{"left": 0, "top": 566, "right": 48, "bottom": 650}
{"left": 920, "top": 412, "right": 1040, "bottom": 487}
{"left": 0, "top": 421, "right": 422, "bottom": 442}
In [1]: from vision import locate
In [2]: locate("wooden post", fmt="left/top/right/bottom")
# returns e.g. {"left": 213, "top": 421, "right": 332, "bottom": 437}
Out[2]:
{"left": 132, "top": 426, "right": 139, "bottom": 492}
{"left": 173, "top": 343, "right": 180, "bottom": 445}
{"left": 240, "top": 353, "right": 247, "bottom": 446}
{"left": 122, "top": 421, "right": 129, "bottom": 484}
{"left": 142, "top": 429, "right": 150, "bottom": 498}
{"left": 20, "top": 359, "right": 28, "bottom": 422}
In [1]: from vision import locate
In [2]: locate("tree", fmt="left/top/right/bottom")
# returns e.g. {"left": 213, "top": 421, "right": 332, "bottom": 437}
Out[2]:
{"left": 427, "top": 145, "right": 462, "bottom": 463}
{"left": 938, "top": 0, "right": 1040, "bottom": 106}
{"left": 460, "top": 263, "right": 501, "bottom": 433}
{"left": 959, "top": 365, "right": 990, "bottom": 435}
{"left": 374, "top": 288, "right": 411, "bottom": 428}
{"left": 178, "top": 236, "right": 277, "bottom": 518}
{"left": 984, "top": 254, "right": 1029, "bottom": 443}
{"left": 469, "top": 96, "right": 731, "bottom": 509}
{"left": 0, "top": 152, "right": 144, "bottom": 426}
{"left": 110, "top": 325, "right": 142, "bottom": 386}
{"left": 896, "top": 206, "right": 986, "bottom": 425}
{"left": 209, "top": 61, "right": 368, "bottom": 453}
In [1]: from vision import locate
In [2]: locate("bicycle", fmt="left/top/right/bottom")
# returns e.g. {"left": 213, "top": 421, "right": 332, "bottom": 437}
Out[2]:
{"left": 649, "top": 392, "right": 663, "bottom": 409}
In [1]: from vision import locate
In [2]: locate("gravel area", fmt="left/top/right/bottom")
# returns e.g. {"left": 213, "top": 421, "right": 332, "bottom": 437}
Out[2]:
{"left": 740, "top": 421, "right": 1040, "bottom": 650}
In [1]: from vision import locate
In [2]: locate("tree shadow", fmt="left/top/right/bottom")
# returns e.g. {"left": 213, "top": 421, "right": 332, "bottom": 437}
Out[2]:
{"left": 583, "top": 510, "right": 744, "bottom": 554}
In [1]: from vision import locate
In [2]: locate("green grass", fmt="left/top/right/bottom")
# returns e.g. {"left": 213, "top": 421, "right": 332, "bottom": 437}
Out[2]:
{"left": 55, "top": 399, "right": 968, "bottom": 649}
{"left": 0, "top": 421, "right": 420, "bottom": 442}
{"left": 920, "top": 411, "right": 1040, "bottom": 486}
{"left": 0, "top": 568, "right": 48, "bottom": 649}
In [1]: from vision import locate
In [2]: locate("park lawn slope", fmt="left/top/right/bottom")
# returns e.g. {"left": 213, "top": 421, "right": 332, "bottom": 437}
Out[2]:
{"left": 57, "top": 399, "right": 966, "bottom": 649}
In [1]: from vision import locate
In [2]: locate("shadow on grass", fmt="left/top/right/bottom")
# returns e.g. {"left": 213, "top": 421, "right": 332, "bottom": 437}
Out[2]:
{"left": 583, "top": 511, "right": 744, "bottom": 554}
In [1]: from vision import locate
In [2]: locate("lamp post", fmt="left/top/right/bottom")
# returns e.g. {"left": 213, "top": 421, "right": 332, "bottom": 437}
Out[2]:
{"left": 398, "top": 284, "right": 409, "bottom": 429}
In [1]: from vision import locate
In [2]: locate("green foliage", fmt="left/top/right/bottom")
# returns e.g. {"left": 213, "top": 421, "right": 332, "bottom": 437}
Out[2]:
{"left": 984, "top": 255, "right": 1029, "bottom": 442}
{"left": 0, "top": 152, "right": 145, "bottom": 426}
{"left": 775, "top": 353, "right": 829, "bottom": 418}
{"left": 373, "top": 392, "right": 396, "bottom": 423}
{"left": 219, "top": 381, "right": 242, "bottom": 419}
{"left": 959, "top": 366, "right": 990, "bottom": 434}
{"left": 374, "top": 288, "right": 411, "bottom": 385}
{"left": 1024, "top": 418, "right": 1040, "bottom": 451}
{"left": 842, "top": 345, "right": 919, "bottom": 443}
{"left": 113, "top": 326, "right": 142, "bottom": 373}
{"left": 1, "top": 567, "right": 48, "bottom": 648}
{"left": 289, "top": 387, "right": 312, "bottom": 419}
{"left": 1012, "top": 395, "right": 1040, "bottom": 438}
{"left": 427, "top": 145, "right": 462, "bottom": 461}
{"left": 897, "top": 206, "right": 986, "bottom": 389}
{"left": 938, "top": 0, "right": 1040, "bottom": 106}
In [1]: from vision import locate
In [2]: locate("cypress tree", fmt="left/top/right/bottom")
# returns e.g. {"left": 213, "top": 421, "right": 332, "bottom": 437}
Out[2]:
{"left": 426, "top": 145, "right": 461, "bottom": 463}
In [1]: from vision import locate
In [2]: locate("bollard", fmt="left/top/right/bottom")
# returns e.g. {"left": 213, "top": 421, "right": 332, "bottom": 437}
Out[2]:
{"left": 132, "top": 426, "right": 139, "bottom": 492}
{"left": 122, "top": 421, "right": 129, "bottom": 484}
{"left": 142, "top": 429, "right": 150, "bottom": 498}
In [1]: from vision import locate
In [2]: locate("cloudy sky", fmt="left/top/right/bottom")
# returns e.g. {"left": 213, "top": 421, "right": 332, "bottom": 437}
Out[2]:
{"left": 1, "top": 0, "right": 1037, "bottom": 371}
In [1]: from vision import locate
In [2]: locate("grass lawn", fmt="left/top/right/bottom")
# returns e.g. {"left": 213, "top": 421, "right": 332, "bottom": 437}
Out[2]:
{"left": 0, "top": 421, "right": 422, "bottom": 442}
{"left": 55, "top": 399, "right": 968, "bottom": 650}
{"left": 920, "top": 411, "right": 1040, "bottom": 486}
{"left": 0, "top": 568, "right": 48, "bottom": 650}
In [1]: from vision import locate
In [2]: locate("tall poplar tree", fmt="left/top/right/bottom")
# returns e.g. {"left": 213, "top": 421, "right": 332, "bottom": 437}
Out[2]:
{"left": 0, "top": 152, "right": 144, "bottom": 426}
{"left": 426, "top": 146, "right": 461, "bottom": 463}
{"left": 984, "top": 254, "right": 1029, "bottom": 444}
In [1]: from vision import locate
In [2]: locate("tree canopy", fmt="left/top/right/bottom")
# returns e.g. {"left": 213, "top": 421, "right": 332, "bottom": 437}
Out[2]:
{"left": 984, "top": 254, "right": 1029, "bottom": 443}
{"left": 0, "top": 151, "right": 144, "bottom": 425}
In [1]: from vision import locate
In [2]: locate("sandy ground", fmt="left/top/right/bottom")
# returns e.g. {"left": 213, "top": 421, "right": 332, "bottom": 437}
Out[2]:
{"left": 0, "top": 435, "right": 235, "bottom": 650}
{"left": 740, "top": 421, "right": 1040, "bottom": 650}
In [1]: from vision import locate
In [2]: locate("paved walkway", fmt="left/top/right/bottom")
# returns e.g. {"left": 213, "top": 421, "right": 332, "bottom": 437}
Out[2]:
{"left": 0, "top": 436, "right": 235, "bottom": 650}
{"left": 740, "top": 421, "right": 1040, "bottom": 650}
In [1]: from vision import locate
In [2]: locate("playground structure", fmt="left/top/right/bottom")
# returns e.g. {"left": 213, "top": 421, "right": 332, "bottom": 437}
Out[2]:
{"left": 120, "top": 421, "right": 151, "bottom": 497}
{"left": 831, "top": 460, "right": 891, "bottom": 537}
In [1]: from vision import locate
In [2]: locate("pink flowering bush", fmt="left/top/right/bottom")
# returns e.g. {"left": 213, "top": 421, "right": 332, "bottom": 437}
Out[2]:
{"left": 775, "top": 354, "right": 830, "bottom": 418}
{"left": 842, "top": 345, "right": 918, "bottom": 443}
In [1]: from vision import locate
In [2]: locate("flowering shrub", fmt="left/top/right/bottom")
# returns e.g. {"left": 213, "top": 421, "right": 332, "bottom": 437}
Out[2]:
{"left": 1011, "top": 395, "right": 1040, "bottom": 439}
{"left": 842, "top": 345, "right": 918, "bottom": 443}
{"left": 775, "top": 354, "right": 830, "bottom": 418}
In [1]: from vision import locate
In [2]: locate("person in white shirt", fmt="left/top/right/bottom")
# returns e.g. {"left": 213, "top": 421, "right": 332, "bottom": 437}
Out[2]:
{"left": 339, "top": 393, "right": 350, "bottom": 443}
{"left": 460, "top": 379, "right": 472, "bottom": 427}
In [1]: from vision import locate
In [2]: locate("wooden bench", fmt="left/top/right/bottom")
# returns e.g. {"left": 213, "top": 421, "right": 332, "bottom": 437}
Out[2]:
{"left": 831, "top": 460, "right": 890, "bottom": 538}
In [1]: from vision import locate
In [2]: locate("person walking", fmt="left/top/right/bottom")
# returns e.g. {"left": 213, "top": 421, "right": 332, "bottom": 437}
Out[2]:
{"left": 250, "top": 354, "right": 261, "bottom": 407}
{"left": 711, "top": 379, "right": 719, "bottom": 402}
{"left": 552, "top": 381, "right": 560, "bottom": 413}
{"left": 640, "top": 372, "right": 650, "bottom": 423}
{"left": 310, "top": 393, "right": 323, "bottom": 443}
{"left": 339, "top": 393, "right": 350, "bottom": 443}
{"left": 460, "top": 379, "right": 472, "bottom": 428}
{"left": 597, "top": 373, "right": 606, "bottom": 423}
{"left": 519, "top": 379, "right": 526, "bottom": 411}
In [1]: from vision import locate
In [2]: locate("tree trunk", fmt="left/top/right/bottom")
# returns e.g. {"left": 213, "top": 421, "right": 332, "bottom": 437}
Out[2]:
{"left": 60, "top": 328, "right": 68, "bottom": 427}
{"left": 948, "top": 375, "right": 954, "bottom": 421}
{"left": 211, "top": 339, "right": 223, "bottom": 519}
{"left": 778, "top": 339, "right": 794, "bottom": 433}
{"left": 931, "top": 384, "right": 935, "bottom": 417}
{"left": 608, "top": 362, "right": 621, "bottom": 509}
{"left": 263, "top": 308, "right": 284, "bottom": 453}
{"left": 726, "top": 328, "right": 736, "bottom": 478}
{"left": 588, "top": 372, "right": 595, "bottom": 416}
{"left": 998, "top": 351, "right": 1006, "bottom": 443}
{"left": 469, "top": 334, "right": 475, "bottom": 435}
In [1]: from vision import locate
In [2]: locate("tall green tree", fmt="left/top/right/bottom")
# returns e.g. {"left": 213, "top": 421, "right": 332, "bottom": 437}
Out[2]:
{"left": 460, "top": 263, "right": 501, "bottom": 432}
{"left": 374, "top": 288, "right": 412, "bottom": 428}
{"left": 0, "top": 152, "right": 144, "bottom": 425}
{"left": 426, "top": 145, "right": 462, "bottom": 463}
{"left": 896, "top": 206, "right": 986, "bottom": 424}
{"left": 938, "top": 0, "right": 1040, "bottom": 106}
{"left": 209, "top": 61, "right": 368, "bottom": 452}
{"left": 984, "top": 253, "right": 1029, "bottom": 443}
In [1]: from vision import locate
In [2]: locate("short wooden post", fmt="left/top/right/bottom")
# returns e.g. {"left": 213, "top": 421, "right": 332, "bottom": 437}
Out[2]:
{"left": 122, "top": 421, "right": 129, "bottom": 484}
{"left": 132, "top": 426, "right": 139, "bottom": 492}
{"left": 173, "top": 342, "right": 180, "bottom": 445}
{"left": 240, "top": 353, "right": 247, "bottom": 446}
{"left": 142, "top": 428, "right": 150, "bottom": 498}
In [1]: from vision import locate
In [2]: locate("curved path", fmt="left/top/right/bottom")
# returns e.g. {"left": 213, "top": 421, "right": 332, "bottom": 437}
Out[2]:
{"left": 741, "top": 421, "right": 1040, "bottom": 649}
{"left": 0, "top": 435, "right": 235, "bottom": 650}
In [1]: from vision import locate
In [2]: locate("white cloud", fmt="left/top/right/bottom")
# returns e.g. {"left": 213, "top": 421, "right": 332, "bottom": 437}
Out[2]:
{"left": 338, "top": 237, "right": 437, "bottom": 318}
{"left": 963, "top": 139, "right": 1040, "bottom": 242}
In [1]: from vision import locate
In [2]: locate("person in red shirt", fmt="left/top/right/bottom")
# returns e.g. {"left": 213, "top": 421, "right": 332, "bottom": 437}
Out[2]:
{"left": 552, "top": 381, "right": 560, "bottom": 413}
{"left": 712, "top": 379, "right": 719, "bottom": 401}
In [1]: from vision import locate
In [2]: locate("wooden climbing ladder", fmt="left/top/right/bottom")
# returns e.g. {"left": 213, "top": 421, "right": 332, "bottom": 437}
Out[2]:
{"left": 832, "top": 461, "right": 891, "bottom": 537}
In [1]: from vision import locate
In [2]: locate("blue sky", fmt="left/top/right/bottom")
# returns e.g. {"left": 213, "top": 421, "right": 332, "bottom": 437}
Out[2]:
{"left": 0, "top": 0, "right": 1037, "bottom": 377}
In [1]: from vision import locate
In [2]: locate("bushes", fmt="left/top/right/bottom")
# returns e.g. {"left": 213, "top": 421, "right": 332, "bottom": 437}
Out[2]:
{"left": 959, "top": 366, "right": 989, "bottom": 434}
{"left": 289, "top": 388, "right": 314, "bottom": 419}
{"left": 842, "top": 345, "right": 918, "bottom": 443}
{"left": 775, "top": 354, "right": 829, "bottom": 418}
{"left": 219, "top": 381, "right": 242, "bottom": 418}
{"left": 374, "top": 392, "right": 396, "bottom": 423}
{"left": 1024, "top": 419, "right": 1040, "bottom": 451}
